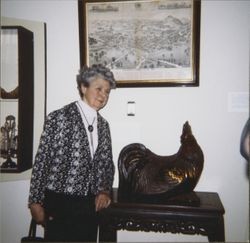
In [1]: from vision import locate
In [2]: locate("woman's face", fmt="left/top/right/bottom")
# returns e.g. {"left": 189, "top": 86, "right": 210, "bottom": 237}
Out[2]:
{"left": 81, "top": 78, "right": 111, "bottom": 111}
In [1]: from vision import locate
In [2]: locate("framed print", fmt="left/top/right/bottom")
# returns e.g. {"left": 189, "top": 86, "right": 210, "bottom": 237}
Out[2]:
{"left": 78, "top": 0, "right": 200, "bottom": 87}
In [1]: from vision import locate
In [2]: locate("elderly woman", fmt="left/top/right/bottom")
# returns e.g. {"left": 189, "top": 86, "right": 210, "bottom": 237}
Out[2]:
{"left": 28, "top": 64, "right": 116, "bottom": 242}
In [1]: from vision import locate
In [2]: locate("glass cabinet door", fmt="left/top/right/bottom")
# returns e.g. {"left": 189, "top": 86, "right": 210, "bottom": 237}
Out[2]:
{"left": 0, "top": 26, "right": 34, "bottom": 173}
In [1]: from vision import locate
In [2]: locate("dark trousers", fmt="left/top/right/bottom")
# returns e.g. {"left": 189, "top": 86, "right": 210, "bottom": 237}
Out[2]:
{"left": 44, "top": 190, "right": 98, "bottom": 242}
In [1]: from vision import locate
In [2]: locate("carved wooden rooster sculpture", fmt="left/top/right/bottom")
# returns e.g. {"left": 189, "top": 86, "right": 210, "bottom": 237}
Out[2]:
{"left": 118, "top": 121, "right": 204, "bottom": 201}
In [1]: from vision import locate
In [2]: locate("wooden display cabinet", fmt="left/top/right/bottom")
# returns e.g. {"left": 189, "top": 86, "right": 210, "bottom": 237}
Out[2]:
{"left": 0, "top": 26, "right": 34, "bottom": 173}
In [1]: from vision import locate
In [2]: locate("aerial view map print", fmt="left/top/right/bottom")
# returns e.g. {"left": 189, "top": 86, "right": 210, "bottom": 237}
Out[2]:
{"left": 85, "top": 0, "right": 199, "bottom": 85}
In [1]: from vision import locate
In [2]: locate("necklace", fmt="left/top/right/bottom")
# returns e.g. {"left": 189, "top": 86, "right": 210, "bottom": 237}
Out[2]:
{"left": 78, "top": 102, "right": 96, "bottom": 133}
{"left": 77, "top": 101, "right": 96, "bottom": 158}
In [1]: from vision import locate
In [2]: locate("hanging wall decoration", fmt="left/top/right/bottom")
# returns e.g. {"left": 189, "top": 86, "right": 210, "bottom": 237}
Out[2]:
{"left": 79, "top": 0, "right": 201, "bottom": 87}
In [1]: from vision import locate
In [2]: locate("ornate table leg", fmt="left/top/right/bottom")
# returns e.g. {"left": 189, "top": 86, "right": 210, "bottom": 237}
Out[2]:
{"left": 99, "top": 222, "right": 117, "bottom": 242}
{"left": 207, "top": 217, "right": 225, "bottom": 242}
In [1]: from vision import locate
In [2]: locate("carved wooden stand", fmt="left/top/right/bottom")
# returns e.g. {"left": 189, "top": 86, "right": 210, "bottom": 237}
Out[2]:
{"left": 98, "top": 189, "right": 225, "bottom": 242}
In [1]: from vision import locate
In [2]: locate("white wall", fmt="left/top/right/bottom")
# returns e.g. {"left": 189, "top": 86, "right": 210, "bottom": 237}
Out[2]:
{"left": 0, "top": 1, "right": 249, "bottom": 243}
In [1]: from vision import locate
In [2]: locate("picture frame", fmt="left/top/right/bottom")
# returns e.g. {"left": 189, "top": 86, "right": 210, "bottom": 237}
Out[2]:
{"left": 78, "top": 0, "right": 200, "bottom": 87}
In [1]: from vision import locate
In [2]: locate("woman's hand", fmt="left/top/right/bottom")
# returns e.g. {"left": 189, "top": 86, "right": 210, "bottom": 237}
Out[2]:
{"left": 95, "top": 192, "right": 111, "bottom": 212}
{"left": 29, "top": 203, "right": 45, "bottom": 226}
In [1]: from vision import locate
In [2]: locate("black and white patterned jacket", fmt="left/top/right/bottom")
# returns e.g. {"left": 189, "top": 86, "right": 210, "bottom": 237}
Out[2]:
{"left": 28, "top": 102, "right": 115, "bottom": 205}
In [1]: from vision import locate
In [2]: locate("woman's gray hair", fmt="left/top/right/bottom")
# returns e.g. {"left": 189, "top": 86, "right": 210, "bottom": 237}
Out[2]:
{"left": 77, "top": 64, "right": 116, "bottom": 97}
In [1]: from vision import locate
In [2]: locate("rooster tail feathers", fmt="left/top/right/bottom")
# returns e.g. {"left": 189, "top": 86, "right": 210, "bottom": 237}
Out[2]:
{"left": 118, "top": 143, "right": 147, "bottom": 198}
{"left": 118, "top": 143, "right": 147, "bottom": 180}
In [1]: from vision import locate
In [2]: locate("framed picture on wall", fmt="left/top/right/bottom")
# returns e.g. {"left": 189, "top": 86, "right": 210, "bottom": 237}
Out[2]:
{"left": 78, "top": 0, "right": 201, "bottom": 87}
